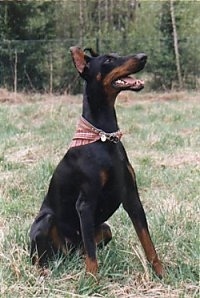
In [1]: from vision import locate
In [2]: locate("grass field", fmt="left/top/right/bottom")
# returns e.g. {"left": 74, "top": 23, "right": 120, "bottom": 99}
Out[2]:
{"left": 0, "top": 90, "right": 199, "bottom": 297}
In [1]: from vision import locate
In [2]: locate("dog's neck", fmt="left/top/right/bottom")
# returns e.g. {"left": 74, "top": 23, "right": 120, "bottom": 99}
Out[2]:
{"left": 82, "top": 86, "right": 119, "bottom": 133}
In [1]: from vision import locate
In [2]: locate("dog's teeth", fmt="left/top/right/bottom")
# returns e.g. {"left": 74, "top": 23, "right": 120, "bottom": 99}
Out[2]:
{"left": 116, "top": 79, "right": 124, "bottom": 84}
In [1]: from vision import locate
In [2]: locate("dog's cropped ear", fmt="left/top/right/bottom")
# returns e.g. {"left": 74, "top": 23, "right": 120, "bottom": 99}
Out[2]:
{"left": 70, "top": 46, "right": 91, "bottom": 74}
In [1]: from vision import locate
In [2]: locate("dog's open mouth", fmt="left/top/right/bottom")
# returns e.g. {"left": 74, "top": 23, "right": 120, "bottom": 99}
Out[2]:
{"left": 113, "top": 76, "right": 144, "bottom": 91}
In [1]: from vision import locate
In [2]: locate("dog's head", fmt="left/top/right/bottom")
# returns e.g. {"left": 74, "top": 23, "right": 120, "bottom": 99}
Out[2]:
{"left": 70, "top": 46, "right": 147, "bottom": 99}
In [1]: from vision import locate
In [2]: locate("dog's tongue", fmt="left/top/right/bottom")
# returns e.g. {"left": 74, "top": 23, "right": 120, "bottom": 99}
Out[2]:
{"left": 123, "top": 77, "right": 135, "bottom": 84}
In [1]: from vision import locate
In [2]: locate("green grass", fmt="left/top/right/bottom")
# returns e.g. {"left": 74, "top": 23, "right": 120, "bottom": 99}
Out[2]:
{"left": 0, "top": 91, "right": 199, "bottom": 297}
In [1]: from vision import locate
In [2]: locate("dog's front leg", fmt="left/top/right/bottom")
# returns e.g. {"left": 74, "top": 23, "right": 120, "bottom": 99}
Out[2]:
{"left": 123, "top": 164, "right": 164, "bottom": 278}
{"left": 76, "top": 195, "right": 98, "bottom": 275}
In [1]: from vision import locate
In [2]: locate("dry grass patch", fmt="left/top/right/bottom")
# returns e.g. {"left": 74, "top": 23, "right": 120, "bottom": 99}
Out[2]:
{"left": 156, "top": 150, "right": 200, "bottom": 167}
{"left": 117, "top": 90, "right": 199, "bottom": 105}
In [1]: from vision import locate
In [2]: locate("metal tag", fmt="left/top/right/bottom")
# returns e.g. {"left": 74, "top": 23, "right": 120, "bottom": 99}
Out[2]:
{"left": 100, "top": 134, "right": 107, "bottom": 142}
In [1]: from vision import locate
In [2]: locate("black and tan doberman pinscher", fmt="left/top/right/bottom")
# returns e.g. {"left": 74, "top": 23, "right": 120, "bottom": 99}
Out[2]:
{"left": 30, "top": 46, "right": 164, "bottom": 278}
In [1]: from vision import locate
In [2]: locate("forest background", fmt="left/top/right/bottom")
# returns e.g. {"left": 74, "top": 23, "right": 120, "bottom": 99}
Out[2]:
{"left": 0, "top": 0, "right": 199, "bottom": 94}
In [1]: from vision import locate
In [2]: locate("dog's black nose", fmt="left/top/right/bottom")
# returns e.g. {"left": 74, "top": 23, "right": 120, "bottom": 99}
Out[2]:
{"left": 136, "top": 53, "right": 147, "bottom": 63}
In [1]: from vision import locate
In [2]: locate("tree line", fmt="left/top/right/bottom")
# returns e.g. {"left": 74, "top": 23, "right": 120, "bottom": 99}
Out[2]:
{"left": 0, "top": 0, "right": 199, "bottom": 94}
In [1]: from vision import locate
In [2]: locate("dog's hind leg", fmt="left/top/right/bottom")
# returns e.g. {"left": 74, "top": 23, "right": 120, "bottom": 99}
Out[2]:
{"left": 30, "top": 210, "right": 66, "bottom": 267}
{"left": 30, "top": 212, "right": 54, "bottom": 266}
{"left": 122, "top": 164, "right": 164, "bottom": 278}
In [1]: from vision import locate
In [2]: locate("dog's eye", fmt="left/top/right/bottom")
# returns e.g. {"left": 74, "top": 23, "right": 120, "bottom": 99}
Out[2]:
{"left": 104, "top": 57, "right": 114, "bottom": 64}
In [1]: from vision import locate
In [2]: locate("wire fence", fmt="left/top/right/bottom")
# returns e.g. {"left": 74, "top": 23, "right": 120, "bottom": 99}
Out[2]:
{"left": 0, "top": 38, "right": 199, "bottom": 94}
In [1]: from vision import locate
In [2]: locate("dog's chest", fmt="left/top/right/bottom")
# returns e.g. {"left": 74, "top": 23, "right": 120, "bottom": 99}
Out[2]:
{"left": 94, "top": 164, "right": 128, "bottom": 225}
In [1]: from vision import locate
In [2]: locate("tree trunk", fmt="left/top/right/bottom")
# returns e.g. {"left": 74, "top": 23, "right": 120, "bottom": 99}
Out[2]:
{"left": 170, "top": 0, "right": 183, "bottom": 89}
{"left": 14, "top": 49, "right": 17, "bottom": 96}
{"left": 79, "top": 0, "right": 84, "bottom": 44}
{"left": 98, "top": 0, "right": 101, "bottom": 32}
{"left": 49, "top": 51, "right": 53, "bottom": 94}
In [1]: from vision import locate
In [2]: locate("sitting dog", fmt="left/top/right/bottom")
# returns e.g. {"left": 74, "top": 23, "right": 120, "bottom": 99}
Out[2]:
{"left": 30, "top": 46, "right": 163, "bottom": 278}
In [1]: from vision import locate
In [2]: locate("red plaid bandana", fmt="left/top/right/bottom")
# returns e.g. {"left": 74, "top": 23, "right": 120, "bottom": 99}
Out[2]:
{"left": 69, "top": 117, "right": 122, "bottom": 148}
